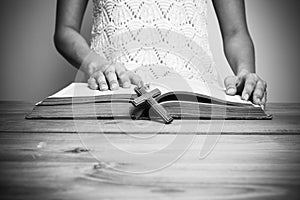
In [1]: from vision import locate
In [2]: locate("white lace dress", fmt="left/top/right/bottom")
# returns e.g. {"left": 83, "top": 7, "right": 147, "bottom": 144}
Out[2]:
{"left": 90, "top": 0, "right": 220, "bottom": 85}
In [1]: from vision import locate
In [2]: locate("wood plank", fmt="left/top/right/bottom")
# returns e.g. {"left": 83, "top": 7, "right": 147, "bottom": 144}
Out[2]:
{"left": 0, "top": 133, "right": 299, "bottom": 199}
{"left": 0, "top": 101, "right": 300, "bottom": 134}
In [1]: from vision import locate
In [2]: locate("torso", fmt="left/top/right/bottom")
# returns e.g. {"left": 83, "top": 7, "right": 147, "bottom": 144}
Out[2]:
{"left": 91, "top": 0, "right": 219, "bottom": 85}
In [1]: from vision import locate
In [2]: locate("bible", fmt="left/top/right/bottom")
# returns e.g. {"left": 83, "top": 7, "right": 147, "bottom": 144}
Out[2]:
{"left": 26, "top": 75, "right": 272, "bottom": 120}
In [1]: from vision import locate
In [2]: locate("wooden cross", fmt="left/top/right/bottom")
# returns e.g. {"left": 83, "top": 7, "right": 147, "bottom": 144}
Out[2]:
{"left": 132, "top": 86, "right": 173, "bottom": 124}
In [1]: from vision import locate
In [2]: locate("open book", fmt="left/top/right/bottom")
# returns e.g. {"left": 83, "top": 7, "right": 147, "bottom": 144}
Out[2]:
{"left": 26, "top": 73, "right": 272, "bottom": 120}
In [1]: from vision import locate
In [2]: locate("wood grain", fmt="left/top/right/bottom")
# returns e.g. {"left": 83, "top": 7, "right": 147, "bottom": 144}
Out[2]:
{"left": 0, "top": 101, "right": 300, "bottom": 199}
{"left": 0, "top": 133, "right": 300, "bottom": 200}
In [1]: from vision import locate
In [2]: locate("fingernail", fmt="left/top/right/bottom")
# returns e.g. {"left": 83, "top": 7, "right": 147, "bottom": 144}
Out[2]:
{"left": 89, "top": 84, "right": 98, "bottom": 90}
{"left": 138, "top": 81, "right": 144, "bottom": 88}
{"left": 111, "top": 83, "right": 119, "bottom": 90}
{"left": 227, "top": 88, "right": 236, "bottom": 94}
{"left": 256, "top": 99, "right": 261, "bottom": 105}
{"left": 123, "top": 82, "right": 130, "bottom": 88}
{"left": 100, "top": 84, "right": 108, "bottom": 91}
{"left": 242, "top": 94, "right": 249, "bottom": 100}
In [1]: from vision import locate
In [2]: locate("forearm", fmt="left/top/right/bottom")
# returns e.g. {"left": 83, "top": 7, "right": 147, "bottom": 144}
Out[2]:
{"left": 223, "top": 32, "right": 256, "bottom": 75}
{"left": 54, "top": 27, "right": 108, "bottom": 75}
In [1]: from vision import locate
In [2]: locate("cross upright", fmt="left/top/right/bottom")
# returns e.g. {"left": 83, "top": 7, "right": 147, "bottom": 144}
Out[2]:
{"left": 132, "top": 86, "right": 173, "bottom": 124}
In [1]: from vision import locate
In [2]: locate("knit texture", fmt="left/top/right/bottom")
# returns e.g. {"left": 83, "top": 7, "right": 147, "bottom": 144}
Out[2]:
{"left": 91, "top": 0, "right": 219, "bottom": 84}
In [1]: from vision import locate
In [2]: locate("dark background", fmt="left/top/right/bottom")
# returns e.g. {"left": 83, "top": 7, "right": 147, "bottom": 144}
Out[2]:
{"left": 0, "top": 0, "right": 299, "bottom": 103}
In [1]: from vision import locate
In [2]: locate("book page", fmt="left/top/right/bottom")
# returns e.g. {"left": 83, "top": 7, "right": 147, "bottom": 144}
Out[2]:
{"left": 49, "top": 65, "right": 252, "bottom": 105}
{"left": 49, "top": 83, "right": 136, "bottom": 98}
{"left": 134, "top": 66, "right": 252, "bottom": 105}
{"left": 147, "top": 78, "right": 252, "bottom": 105}
{"left": 50, "top": 81, "right": 252, "bottom": 106}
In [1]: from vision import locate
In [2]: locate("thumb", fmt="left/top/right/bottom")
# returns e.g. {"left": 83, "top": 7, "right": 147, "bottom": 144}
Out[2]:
{"left": 224, "top": 75, "right": 238, "bottom": 95}
{"left": 128, "top": 71, "right": 144, "bottom": 88}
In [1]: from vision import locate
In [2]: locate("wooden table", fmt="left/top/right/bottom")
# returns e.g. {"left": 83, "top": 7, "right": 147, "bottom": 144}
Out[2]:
{"left": 0, "top": 101, "right": 300, "bottom": 199}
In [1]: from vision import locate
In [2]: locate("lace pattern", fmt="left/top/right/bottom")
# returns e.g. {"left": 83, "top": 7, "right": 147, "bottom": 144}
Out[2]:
{"left": 91, "top": 0, "right": 219, "bottom": 84}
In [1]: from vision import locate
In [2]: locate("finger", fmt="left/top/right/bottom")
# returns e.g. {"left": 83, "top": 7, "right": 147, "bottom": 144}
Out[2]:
{"left": 242, "top": 75, "right": 258, "bottom": 100}
{"left": 224, "top": 76, "right": 238, "bottom": 95}
{"left": 128, "top": 71, "right": 143, "bottom": 87}
{"left": 252, "top": 80, "right": 266, "bottom": 105}
{"left": 93, "top": 71, "right": 108, "bottom": 91}
{"left": 104, "top": 69, "right": 119, "bottom": 90}
{"left": 88, "top": 77, "right": 98, "bottom": 90}
{"left": 115, "top": 64, "right": 130, "bottom": 88}
{"left": 261, "top": 91, "right": 267, "bottom": 110}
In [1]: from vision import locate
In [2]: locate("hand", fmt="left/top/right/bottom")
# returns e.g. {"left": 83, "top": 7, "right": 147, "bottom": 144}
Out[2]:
{"left": 83, "top": 52, "right": 143, "bottom": 91}
{"left": 224, "top": 69, "right": 267, "bottom": 108}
